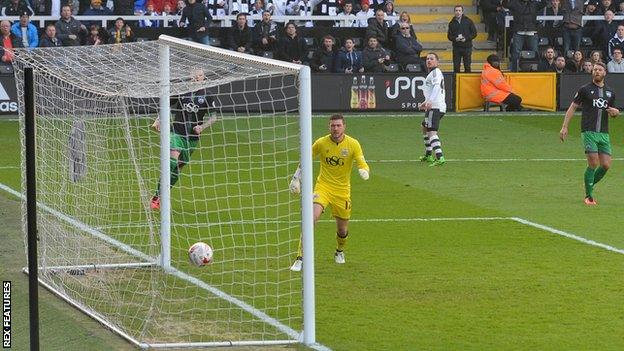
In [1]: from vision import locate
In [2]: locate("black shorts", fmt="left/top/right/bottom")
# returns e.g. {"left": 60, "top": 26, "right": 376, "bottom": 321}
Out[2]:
{"left": 421, "top": 109, "right": 445, "bottom": 131}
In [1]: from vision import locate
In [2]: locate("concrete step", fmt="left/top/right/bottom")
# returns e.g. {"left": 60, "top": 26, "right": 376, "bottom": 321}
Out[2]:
{"left": 396, "top": 0, "right": 474, "bottom": 6}
{"left": 431, "top": 49, "right": 497, "bottom": 61}
{"left": 437, "top": 61, "right": 509, "bottom": 71}
{"left": 408, "top": 13, "right": 481, "bottom": 24}
{"left": 400, "top": 5, "right": 478, "bottom": 14}
{"left": 421, "top": 41, "right": 496, "bottom": 49}
{"left": 418, "top": 32, "right": 489, "bottom": 42}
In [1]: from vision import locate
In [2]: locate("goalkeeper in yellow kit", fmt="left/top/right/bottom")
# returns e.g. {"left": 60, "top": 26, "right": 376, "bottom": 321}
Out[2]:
{"left": 289, "top": 114, "right": 370, "bottom": 272}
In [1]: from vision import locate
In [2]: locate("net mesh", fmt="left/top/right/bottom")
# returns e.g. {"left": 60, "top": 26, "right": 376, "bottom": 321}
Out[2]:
{"left": 14, "top": 38, "right": 303, "bottom": 346}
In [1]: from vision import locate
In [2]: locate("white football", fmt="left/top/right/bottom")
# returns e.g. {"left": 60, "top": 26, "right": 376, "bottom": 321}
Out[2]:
{"left": 188, "top": 242, "right": 214, "bottom": 267}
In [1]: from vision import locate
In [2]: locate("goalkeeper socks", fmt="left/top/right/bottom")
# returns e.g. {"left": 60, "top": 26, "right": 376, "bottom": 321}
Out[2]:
{"left": 430, "top": 135, "right": 443, "bottom": 159}
{"left": 593, "top": 166, "right": 607, "bottom": 185}
{"left": 423, "top": 134, "right": 432, "bottom": 156}
{"left": 584, "top": 166, "right": 596, "bottom": 198}
{"left": 336, "top": 231, "right": 348, "bottom": 252}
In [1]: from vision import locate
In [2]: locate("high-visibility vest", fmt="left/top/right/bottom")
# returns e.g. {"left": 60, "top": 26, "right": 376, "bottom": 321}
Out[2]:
{"left": 480, "top": 63, "right": 512, "bottom": 104}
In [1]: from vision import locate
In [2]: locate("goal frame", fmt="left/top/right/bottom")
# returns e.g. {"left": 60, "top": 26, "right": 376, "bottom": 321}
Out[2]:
{"left": 21, "top": 35, "right": 316, "bottom": 348}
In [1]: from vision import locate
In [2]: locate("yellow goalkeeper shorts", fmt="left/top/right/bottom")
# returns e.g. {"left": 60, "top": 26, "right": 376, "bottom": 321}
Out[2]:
{"left": 313, "top": 187, "right": 351, "bottom": 220}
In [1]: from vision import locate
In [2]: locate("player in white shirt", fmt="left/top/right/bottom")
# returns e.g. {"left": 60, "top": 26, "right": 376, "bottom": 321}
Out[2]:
{"left": 418, "top": 52, "right": 447, "bottom": 166}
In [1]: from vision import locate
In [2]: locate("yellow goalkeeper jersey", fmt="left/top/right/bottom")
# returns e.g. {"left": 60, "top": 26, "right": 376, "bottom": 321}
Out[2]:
{"left": 313, "top": 134, "right": 369, "bottom": 197}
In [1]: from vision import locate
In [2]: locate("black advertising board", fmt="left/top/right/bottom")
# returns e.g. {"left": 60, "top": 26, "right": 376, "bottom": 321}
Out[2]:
{"left": 312, "top": 73, "right": 455, "bottom": 112}
{"left": 559, "top": 73, "right": 624, "bottom": 110}
{"left": 0, "top": 74, "right": 18, "bottom": 115}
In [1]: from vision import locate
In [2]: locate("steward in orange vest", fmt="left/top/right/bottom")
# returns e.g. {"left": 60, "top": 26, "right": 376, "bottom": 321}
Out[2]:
{"left": 480, "top": 54, "right": 523, "bottom": 111}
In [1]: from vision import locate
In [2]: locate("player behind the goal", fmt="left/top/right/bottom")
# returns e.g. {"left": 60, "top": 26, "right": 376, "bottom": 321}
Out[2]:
{"left": 150, "top": 68, "right": 219, "bottom": 210}
{"left": 288, "top": 114, "right": 370, "bottom": 271}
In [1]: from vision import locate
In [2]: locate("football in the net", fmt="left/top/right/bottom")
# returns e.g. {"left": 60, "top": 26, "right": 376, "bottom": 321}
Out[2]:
{"left": 188, "top": 242, "right": 214, "bottom": 267}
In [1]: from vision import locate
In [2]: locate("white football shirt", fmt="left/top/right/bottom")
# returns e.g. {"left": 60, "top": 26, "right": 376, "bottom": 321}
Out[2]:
{"left": 423, "top": 67, "right": 446, "bottom": 113}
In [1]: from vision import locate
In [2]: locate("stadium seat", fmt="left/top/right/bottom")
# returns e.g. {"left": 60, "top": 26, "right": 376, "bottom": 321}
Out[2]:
{"left": 484, "top": 101, "right": 507, "bottom": 112}
{"left": 0, "top": 65, "right": 13, "bottom": 75}
{"left": 520, "top": 50, "right": 536, "bottom": 60}
{"left": 304, "top": 37, "right": 315, "bottom": 48}
{"left": 519, "top": 50, "right": 538, "bottom": 71}
{"left": 352, "top": 37, "right": 362, "bottom": 48}
{"left": 307, "top": 51, "right": 314, "bottom": 61}
{"left": 581, "top": 37, "right": 593, "bottom": 47}
{"left": 538, "top": 37, "right": 549, "bottom": 46}
{"left": 405, "top": 63, "right": 422, "bottom": 72}
{"left": 555, "top": 37, "right": 564, "bottom": 47}
{"left": 566, "top": 50, "right": 574, "bottom": 59}
{"left": 384, "top": 63, "right": 399, "bottom": 72}
{"left": 135, "top": 37, "right": 149, "bottom": 42}
{"left": 262, "top": 51, "right": 273, "bottom": 59}
{"left": 518, "top": 62, "right": 538, "bottom": 72}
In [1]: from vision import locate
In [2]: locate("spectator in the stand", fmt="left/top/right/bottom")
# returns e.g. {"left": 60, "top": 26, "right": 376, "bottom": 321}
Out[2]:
{"left": 595, "top": 10, "right": 619, "bottom": 58}
{"left": 561, "top": 0, "right": 583, "bottom": 57}
{"left": 108, "top": 17, "right": 134, "bottom": 43}
{"left": 540, "top": 0, "right": 562, "bottom": 48}
{"left": 582, "top": 0, "right": 599, "bottom": 39}
{"left": 275, "top": 22, "right": 307, "bottom": 64}
{"left": 248, "top": 0, "right": 265, "bottom": 27}
{"left": 31, "top": 0, "right": 54, "bottom": 15}
{"left": 589, "top": 49, "right": 606, "bottom": 64}
{"left": 366, "top": 8, "right": 389, "bottom": 48}
{"left": 135, "top": 0, "right": 147, "bottom": 13}
{"left": 113, "top": 0, "right": 135, "bottom": 14}
{"left": 228, "top": 13, "right": 253, "bottom": 53}
{"left": 336, "top": 2, "right": 357, "bottom": 27}
{"left": 310, "top": 35, "right": 338, "bottom": 72}
{"left": 1, "top": 20, "right": 22, "bottom": 68}
{"left": 39, "top": 23, "right": 62, "bottom": 47}
{"left": 205, "top": 0, "right": 228, "bottom": 17}
{"left": 537, "top": 46, "right": 557, "bottom": 71}
{"left": 85, "top": 24, "right": 103, "bottom": 45}
{"left": 56, "top": 5, "right": 87, "bottom": 46}
{"left": 253, "top": 10, "right": 277, "bottom": 54}
{"left": 447, "top": 4, "right": 477, "bottom": 73}
{"left": 356, "top": 0, "right": 374, "bottom": 28}
{"left": 139, "top": 2, "right": 162, "bottom": 27}
{"left": 230, "top": 0, "right": 253, "bottom": 15}
{"left": 596, "top": 0, "right": 616, "bottom": 14}
{"left": 179, "top": 0, "right": 212, "bottom": 45}
{"left": 390, "top": 11, "right": 415, "bottom": 40}
{"left": 566, "top": 50, "right": 584, "bottom": 71}
{"left": 335, "top": 37, "right": 364, "bottom": 73}
{"left": 83, "top": 0, "right": 113, "bottom": 27}
{"left": 269, "top": 0, "right": 291, "bottom": 23}
{"left": 162, "top": 3, "right": 178, "bottom": 27}
{"left": 503, "top": 0, "right": 547, "bottom": 71}
{"left": 553, "top": 55, "right": 571, "bottom": 72}
{"left": 11, "top": 12, "right": 38, "bottom": 49}
{"left": 481, "top": 54, "right": 523, "bottom": 111}
{"left": 313, "top": 0, "right": 340, "bottom": 27}
{"left": 384, "top": 1, "right": 398, "bottom": 27}
{"left": 581, "top": 60, "right": 593, "bottom": 72}
{"left": 395, "top": 22, "right": 423, "bottom": 69}
{"left": 362, "top": 36, "right": 389, "bottom": 72}
{"left": 480, "top": 0, "right": 500, "bottom": 42}
{"left": 617, "top": 1, "right": 624, "bottom": 15}
{"left": 607, "top": 47, "right": 624, "bottom": 72}
{"left": 1, "top": 0, "right": 34, "bottom": 16}
{"left": 148, "top": 0, "right": 176, "bottom": 13}
{"left": 369, "top": 0, "right": 385, "bottom": 11}
{"left": 608, "top": 24, "right": 624, "bottom": 59}
{"left": 290, "top": 0, "right": 314, "bottom": 28}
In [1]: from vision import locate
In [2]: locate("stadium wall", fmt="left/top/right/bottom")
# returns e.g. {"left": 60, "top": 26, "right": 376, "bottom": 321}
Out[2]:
{"left": 2, "top": 72, "right": 623, "bottom": 115}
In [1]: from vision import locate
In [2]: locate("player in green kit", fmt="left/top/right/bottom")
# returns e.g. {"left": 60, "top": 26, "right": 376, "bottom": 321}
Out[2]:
{"left": 560, "top": 62, "right": 620, "bottom": 205}
{"left": 150, "top": 68, "right": 219, "bottom": 210}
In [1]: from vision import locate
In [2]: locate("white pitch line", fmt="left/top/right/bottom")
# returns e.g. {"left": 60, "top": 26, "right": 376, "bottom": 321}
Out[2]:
{"left": 367, "top": 158, "right": 624, "bottom": 163}
{"left": 511, "top": 217, "right": 624, "bottom": 255}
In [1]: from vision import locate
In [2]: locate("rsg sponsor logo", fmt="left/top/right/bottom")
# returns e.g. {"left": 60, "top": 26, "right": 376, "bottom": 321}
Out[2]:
{"left": 0, "top": 82, "right": 17, "bottom": 113}
{"left": 385, "top": 76, "right": 426, "bottom": 100}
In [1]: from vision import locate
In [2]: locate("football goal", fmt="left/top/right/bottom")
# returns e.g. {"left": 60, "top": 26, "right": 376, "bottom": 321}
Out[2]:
{"left": 13, "top": 35, "right": 316, "bottom": 349}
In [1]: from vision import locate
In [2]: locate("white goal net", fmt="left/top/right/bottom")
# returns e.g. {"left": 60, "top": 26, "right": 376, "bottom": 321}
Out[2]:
{"left": 13, "top": 36, "right": 313, "bottom": 348}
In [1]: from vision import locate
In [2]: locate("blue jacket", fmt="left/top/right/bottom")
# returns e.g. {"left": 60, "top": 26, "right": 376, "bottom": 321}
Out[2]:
{"left": 335, "top": 48, "right": 363, "bottom": 73}
{"left": 10, "top": 22, "right": 38, "bottom": 48}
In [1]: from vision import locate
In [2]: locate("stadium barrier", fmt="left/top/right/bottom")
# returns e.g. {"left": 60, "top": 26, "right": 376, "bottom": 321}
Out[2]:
{"left": 2, "top": 71, "right": 622, "bottom": 115}
{"left": 455, "top": 73, "right": 557, "bottom": 112}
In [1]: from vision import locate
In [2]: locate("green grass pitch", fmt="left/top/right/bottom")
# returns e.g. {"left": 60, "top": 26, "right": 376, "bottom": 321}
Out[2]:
{"left": 1, "top": 113, "right": 624, "bottom": 350}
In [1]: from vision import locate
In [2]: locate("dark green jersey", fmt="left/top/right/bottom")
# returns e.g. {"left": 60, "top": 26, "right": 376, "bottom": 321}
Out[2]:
{"left": 572, "top": 82, "right": 616, "bottom": 133}
{"left": 171, "top": 88, "right": 215, "bottom": 140}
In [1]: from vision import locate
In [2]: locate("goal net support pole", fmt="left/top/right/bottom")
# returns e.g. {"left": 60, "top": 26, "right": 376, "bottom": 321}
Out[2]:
{"left": 158, "top": 43, "right": 172, "bottom": 271}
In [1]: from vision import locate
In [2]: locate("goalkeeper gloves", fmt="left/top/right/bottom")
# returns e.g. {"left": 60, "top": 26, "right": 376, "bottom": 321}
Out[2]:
{"left": 289, "top": 166, "right": 302, "bottom": 194}
{"left": 358, "top": 169, "right": 369, "bottom": 180}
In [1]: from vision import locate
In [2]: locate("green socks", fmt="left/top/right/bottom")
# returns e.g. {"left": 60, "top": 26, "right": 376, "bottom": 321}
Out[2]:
{"left": 155, "top": 158, "right": 181, "bottom": 196}
{"left": 584, "top": 167, "right": 596, "bottom": 198}
{"left": 593, "top": 167, "right": 607, "bottom": 185}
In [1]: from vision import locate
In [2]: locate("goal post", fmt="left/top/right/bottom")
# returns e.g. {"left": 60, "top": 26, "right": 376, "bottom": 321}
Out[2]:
{"left": 14, "top": 35, "right": 316, "bottom": 348}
